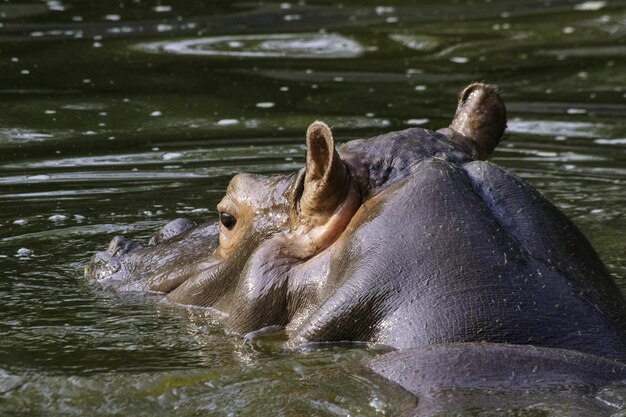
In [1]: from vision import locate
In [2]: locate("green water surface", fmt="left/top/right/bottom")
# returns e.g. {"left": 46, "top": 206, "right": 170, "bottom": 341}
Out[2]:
{"left": 1, "top": 1, "right": 625, "bottom": 415}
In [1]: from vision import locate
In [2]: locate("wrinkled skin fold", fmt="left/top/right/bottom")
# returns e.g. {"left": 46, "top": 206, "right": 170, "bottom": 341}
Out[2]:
{"left": 86, "top": 84, "right": 626, "bottom": 411}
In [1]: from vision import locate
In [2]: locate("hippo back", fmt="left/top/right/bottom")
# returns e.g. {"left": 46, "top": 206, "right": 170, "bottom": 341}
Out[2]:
{"left": 290, "top": 131, "right": 626, "bottom": 361}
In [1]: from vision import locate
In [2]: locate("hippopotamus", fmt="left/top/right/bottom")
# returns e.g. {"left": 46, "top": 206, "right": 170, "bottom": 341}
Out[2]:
{"left": 86, "top": 83, "right": 626, "bottom": 414}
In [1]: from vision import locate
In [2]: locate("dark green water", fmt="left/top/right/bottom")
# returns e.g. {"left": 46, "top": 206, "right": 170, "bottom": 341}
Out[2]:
{"left": 1, "top": 1, "right": 625, "bottom": 415}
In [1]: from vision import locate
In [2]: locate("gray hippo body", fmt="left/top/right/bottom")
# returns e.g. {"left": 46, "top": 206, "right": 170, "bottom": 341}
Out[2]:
{"left": 370, "top": 343, "right": 626, "bottom": 415}
{"left": 86, "top": 84, "right": 626, "bottom": 413}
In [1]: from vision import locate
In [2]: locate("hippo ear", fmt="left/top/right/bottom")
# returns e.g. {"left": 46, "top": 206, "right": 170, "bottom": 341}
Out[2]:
{"left": 300, "top": 121, "right": 348, "bottom": 225}
{"left": 448, "top": 83, "right": 507, "bottom": 160}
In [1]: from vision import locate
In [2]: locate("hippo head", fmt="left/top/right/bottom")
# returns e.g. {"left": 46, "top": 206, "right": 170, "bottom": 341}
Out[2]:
{"left": 86, "top": 83, "right": 626, "bottom": 358}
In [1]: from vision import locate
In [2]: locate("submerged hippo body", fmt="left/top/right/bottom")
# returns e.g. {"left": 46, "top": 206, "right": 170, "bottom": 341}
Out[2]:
{"left": 87, "top": 84, "right": 626, "bottom": 409}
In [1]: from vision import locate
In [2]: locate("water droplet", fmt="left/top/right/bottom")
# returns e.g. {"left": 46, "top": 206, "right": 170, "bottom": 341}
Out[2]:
{"left": 406, "top": 118, "right": 429, "bottom": 126}
{"left": 153, "top": 5, "right": 172, "bottom": 12}
{"left": 17, "top": 248, "right": 32, "bottom": 257}
{"left": 162, "top": 152, "right": 183, "bottom": 161}
{"left": 450, "top": 56, "right": 469, "bottom": 64}
{"left": 157, "top": 24, "right": 173, "bottom": 32}
{"left": 375, "top": 6, "right": 395, "bottom": 14}
{"left": 28, "top": 174, "right": 50, "bottom": 181}
{"left": 283, "top": 14, "right": 301, "bottom": 21}
{"left": 574, "top": 1, "right": 606, "bottom": 11}
{"left": 47, "top": 0, "right": 65, "bottom": 11}
{"left": 216, "top": 119, "right": 239, "bottom": 126}
{"left": 566, "top": 108, "right": 587, "bottom": 114}
{"left": 48, "top": 214, "right": 68, "bottom": 222}
{"left": 594, "top": 138, "right": 626, "bottom": 145}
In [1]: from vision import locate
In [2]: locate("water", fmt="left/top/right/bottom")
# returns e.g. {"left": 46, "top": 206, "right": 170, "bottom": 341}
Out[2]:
{"left": 1, "top": 1, "right": 625, "bottom": 415}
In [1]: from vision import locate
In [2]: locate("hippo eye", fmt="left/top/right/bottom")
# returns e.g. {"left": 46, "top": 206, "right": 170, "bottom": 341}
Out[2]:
{"left": 219, "top": 212, "right": 237, "bottom": 230}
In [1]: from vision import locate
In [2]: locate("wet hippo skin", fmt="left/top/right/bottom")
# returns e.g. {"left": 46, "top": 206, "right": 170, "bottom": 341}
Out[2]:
{"left": 86, "top": 84, "right": 626, "bottom": 413}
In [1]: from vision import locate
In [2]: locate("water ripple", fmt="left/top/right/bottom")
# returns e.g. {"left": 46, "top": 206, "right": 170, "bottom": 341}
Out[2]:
{"left": 507, "top": 118, "right": 605, "bottom": 138}
{"left": 134, "top": 33, "right": 365, "bottom": 59}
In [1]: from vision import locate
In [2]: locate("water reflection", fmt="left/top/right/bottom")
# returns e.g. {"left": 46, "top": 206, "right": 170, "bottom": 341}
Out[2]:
{"left": 595, "top": 138, "right": 626, "bottom": 145}
{"left": 0, "top": 128, "right": 54, "bottom": 143}
{"left": 135, "top": 33, "right": 365, "bottom": 59}
{"left": 507, "top": 118, "right": 605, "bottom": 138}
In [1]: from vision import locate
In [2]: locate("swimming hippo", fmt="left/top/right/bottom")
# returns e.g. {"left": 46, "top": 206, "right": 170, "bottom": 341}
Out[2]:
{"left": 86, "top": 83, "right": 626, "bottom": 413}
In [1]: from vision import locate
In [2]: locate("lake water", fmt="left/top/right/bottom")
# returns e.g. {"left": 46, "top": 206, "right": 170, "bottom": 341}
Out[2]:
{"left": 1, "top": 1, "right": 625, "bottom": 415}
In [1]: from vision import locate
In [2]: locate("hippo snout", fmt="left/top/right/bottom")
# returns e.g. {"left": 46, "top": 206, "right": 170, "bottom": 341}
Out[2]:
{"left": 85, "top": 236, "right": 142, "bottom": 282}
{"left": 86, "top": 250, "right": 121, "bottom": 280}
{"left": 85, "top": 218, "right": 210, "bottom": 290}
